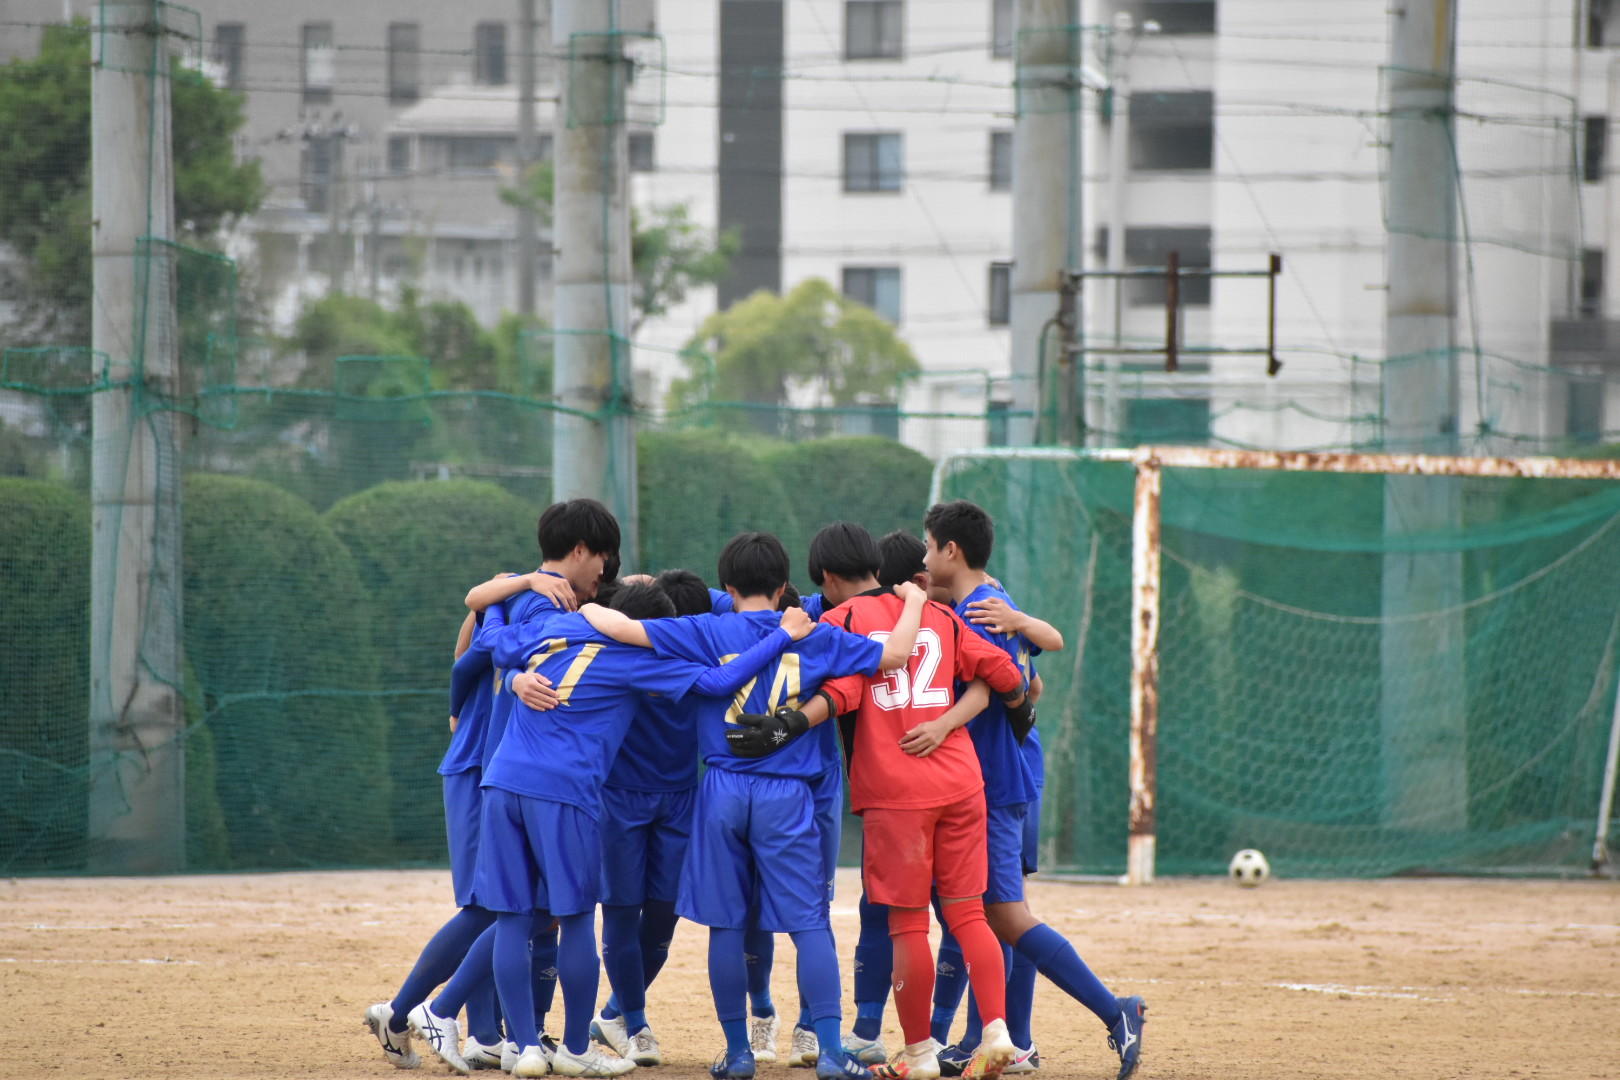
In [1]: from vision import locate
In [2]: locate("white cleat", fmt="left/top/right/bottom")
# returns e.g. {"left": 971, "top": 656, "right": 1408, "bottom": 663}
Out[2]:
{"left": 408, "top": 1003, "right": 470, "bottom": 1075}
{"left": 500, "top": 1041, "right": 520, "bottom": 1073}
{"left": 787, "top": 1025, "right": 819, "bottom": 1067}
{"left": 843, "top": 1033, "right": 889, "bottom": 1066}
{"left": 366, "top": 1002, "right": 422, "bottom": 1069}
{"left": 879, "top": 1039, "right": 944, "bottom": 1080}
{"left": 749, "top": 1014, "right": 780, "bottom": 1063}
{"left": 965, "top": 1019, "right": 1016, "bottom": 1080}
{"left": 627, "top": 1027, "right": 662, "bottom": 1067}
{"left": 512, "top": 1045, "right": 551, "bottom": 1078}
{"left": 462, "top": 1035, "right": 505, "bottom": 1070}
{"left": 590, "top": 1015, "right": 630, "bottom": 1058}
{"left": 550, "top": 1043, "right": 637, "bottom": 1077}
{"left": 1002, "top": 1045, "right": 1039, "bottom": 1075}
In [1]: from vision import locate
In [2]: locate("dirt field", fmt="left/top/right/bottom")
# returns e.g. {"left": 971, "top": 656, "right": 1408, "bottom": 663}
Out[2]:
{"left": 1, "top": 868, "right": 1614, "bottom": 1080}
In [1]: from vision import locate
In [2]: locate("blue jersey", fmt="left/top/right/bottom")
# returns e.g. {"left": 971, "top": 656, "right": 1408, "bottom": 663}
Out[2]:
{"left": 441, "top": 637, "right": 495, "bottom": 776}
{"left": 709, "top": 589, "right": 826, "bottom": 620}
{"left": 957, "top": 583, "right": 1039, "bottom": 808}
{"left": 475, "top": 591, "right": 564, "bottom": 771}
{"left": 486, "top": 571, "right": 571, "bottom": 670}
{"left": 1022, "top": 725, "right": 1045, "bottom": 791}
{"left": 606, "top": 692, "right": 700, "bottom": 792}
{"left": 645, "top": 610, "right": 883, "bottom": 779}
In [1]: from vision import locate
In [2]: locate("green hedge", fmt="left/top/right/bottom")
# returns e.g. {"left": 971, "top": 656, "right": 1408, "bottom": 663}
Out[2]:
{"left": 0, "top": 479, "right": 89, "bottom": 872}
{"left": 184, "top": 474, "right": 389, "bottom": 868}
{"left": 325, "top": 479, "right": 538, "bottom": 861}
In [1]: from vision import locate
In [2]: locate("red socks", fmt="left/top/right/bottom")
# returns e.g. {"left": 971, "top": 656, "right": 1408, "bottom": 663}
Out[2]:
{"left": 942, "top": 897, "right": 1006, "bottom": 1024}
{"left": 887, "top": 906, "right": 935, "bottom": 1046}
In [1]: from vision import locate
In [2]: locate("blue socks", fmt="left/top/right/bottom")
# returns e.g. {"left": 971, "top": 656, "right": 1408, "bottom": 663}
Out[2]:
{"left": 639, "top": 899, "right": 680, "bottom": 990}
{"left": 556, "top": 911, "right": 599, "bottom": 1054}
{"left": 600, "top": 900, "right": 680, "bottom": 1027}
{"left": 431, "top": 922, "right": 496, "bottom": 1019}
{"left": 789, "top": 928, "right": 842, "bottom": 1056}
{"left": 601, "top": 904, "right": 646, "bottom": 1030}
{"left": 930, "top": 927, "right": 968, "bottom": 1044}
{"left": 387, "top": 905, "right": 496, "bottom": 1031}
{"left": 1014, "top": 923, "right": 1120, "bottom": 1027}
{"left": 709, "top": 928, "right": 751, "bottom": 1053}
{"left": 852, "top": 892, "right": 891, "bottom": 1041}
{"left": 743, "top": 926, "right": 775, "bottom": 1018}
{"left": 1007, "top": 947, "right": 1038, "bottom": 1048}
{"left": 533, "top": 925, "right": 559, "bottom": 1029}
{"left": 466, "top": 981, "right": 502, "bottom": 1046}
{"left": 492, "top": 913, "right": 539, "bottom": 1048}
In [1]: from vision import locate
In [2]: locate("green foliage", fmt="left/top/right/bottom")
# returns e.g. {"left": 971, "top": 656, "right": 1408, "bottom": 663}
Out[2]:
{"left": 0, "top": 24, "right": 263, "bottom": 340}
{"left": 325, "top": 480, "right": 538, "bottom": 862}
{"left": 183, "top": 474, "right": 389, "bottom": 869}
{"left": 670, "top": 279, "right": 920, "bottom": 433}
{"left": 0, "top": 479, "right": 89, "bottom": 872}
{"left": 182, "top": 662, "right": 230, "bottom": 870}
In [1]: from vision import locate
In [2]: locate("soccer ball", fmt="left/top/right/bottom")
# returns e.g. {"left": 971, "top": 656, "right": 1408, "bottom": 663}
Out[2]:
{"left": 1228, "top": 848, "right": 1270, "bottom": 887}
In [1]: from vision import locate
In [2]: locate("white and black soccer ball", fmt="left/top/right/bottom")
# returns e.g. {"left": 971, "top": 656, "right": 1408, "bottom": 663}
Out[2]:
{"left": 1228, "top": 848, "right": 1270, "bottom": 887}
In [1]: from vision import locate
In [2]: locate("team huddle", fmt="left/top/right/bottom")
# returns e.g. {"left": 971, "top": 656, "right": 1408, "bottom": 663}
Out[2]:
{"left": 363, "top": 498, "right": 1146, "bottom": 1080}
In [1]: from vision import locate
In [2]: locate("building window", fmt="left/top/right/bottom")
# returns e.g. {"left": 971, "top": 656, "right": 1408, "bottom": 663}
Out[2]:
{"left": 475, "top": 22, "right": 508, "bottom": 86}
{"left": 387, "top": 135, "right": 412, "bottom": 175}
{"left": 844, "top": 132, "right": 903, "bottom": 192}
{"left": 301, "top": 136, "right": 334, "bottom": 212}
{"left": 214, "top": 23, "right": 244, "bottom": 90}
{"left": 1568, "top": 375, "right": 1603, "bottom": 443}
{"left": 1130, "top": 91, "right": 1214, "bottom": 170}
{"left": 628, "top": 132, "right": 656, "bottom": 172}
{"left": 1581, "top": 247, "right": 1605, "bottom": 318}
{"left": 988, "top": 262, "right": 1011, "bottom": 325}
{"left": 435, "top": 135, "right": 516, "bottom": 174}
{"left": 301, "top": 22, "right": 334, "bottom": 105}
{"left": 1101, "top": 226, "right": 1214, "bottom": 307}
{"left": 846, "top": 0, "right": 903, "bottom": 60}
{"left": 987, "top": 399, "right": 1011, "bottom": 446}
{"left": 1591, "top": 0, "right": 1615, "bottom": 47}
{"left": 843, "top": 266, "right": 903, "bottom": 324}
{"left": 388, "top": 23, "right": 420, "bottom": 104}
{"left": 989, "top": 130, "right": 1013, "bottom": 190}
{"left": 1131, "top": 1, "right": 1217, "bottom": 36}
{"left": 992, "top": 0, "right": 1014, "bottom": 58}
{"left": 1586, "top": 116, "right": 1607, "bottom": 183}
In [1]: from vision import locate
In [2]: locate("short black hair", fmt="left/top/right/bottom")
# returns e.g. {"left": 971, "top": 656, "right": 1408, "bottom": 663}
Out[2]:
{"left": 924, "top": 500, "right": 994, "bottom": 569}
{"left": 777, "top": 583, "right": 802, "bottom": 612}
{"left": 609, "top": 581, "right": 675, "bottom": 621}
{"left": 593, "top": 577, "right": 622, "bottom": 610}
{"left": 807, "top": 521, "right": 880, "bottom": 587}
{"left": 878, "top": 530, "right": 926, "bottom": 588}
{"left": 536, "top": 498, "right": 620, "bottom": 561}
{"left": 656, "top": 568, "right": 712, "bottom": 616}
{"left": 716, "top": 532, "right": 790, "bottom": 598}
{"left": 601, "top": 551, "right": 621, "bottom": 583}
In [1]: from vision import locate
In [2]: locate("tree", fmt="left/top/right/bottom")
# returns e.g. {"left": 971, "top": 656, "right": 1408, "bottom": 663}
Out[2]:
{"left": 501, "top": 162, "right": 738, "bottom": 331}
{"left": 669, "top": 278, "right": 920, "bottom": 431}
{"left": 0, "top": 24, "right": 264, "bottom": 343}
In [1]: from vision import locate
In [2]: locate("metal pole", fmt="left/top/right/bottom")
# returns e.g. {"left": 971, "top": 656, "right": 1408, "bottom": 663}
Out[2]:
{"left": 89, "top": 0, "right": 185, "bottom": 873}
{"left": 1381, "top": 0, "right": 1467, "bottom": 832}
{"left": 326, "top": 131, "right": 345, "bottom": 295}
{"left": 1102, "top": 32, "right": 1130, "bottom": 445}
{"left": 516, "top": 0, "right": 539, "bottom": 317}
{"left": 1011, "top": 0, "right": 1080, "bottom": 445}
{"left": 1593, "top": 673, "right": 1620, "bottom": 873}
{"left": 1126, "top": 457, "right": 1162, "bottom": 885}
{"left": 552, "top": 0, "right": 639, "bottom": 560}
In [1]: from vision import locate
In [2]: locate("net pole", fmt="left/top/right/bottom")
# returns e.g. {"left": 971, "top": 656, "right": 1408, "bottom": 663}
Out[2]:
{"left": 1593, "top": 676, "right": 1620, "bottom": 874}
{"left": 1126, "top": 458, "right": 1161, "bottom": 885}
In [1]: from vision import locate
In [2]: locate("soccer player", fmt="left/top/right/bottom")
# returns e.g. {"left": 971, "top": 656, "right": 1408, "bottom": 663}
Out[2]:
{"left": 579, "top": 531, "right": 927, "bottom": 1080}
{"left": 468, "top": 580, "right": 813, "bottom": 1078}
{"left": 923, "top": 500, "right": 1146, "bottom": 1080}
{"left": 587, "top": 569, "right": 715, "bottom": 1066}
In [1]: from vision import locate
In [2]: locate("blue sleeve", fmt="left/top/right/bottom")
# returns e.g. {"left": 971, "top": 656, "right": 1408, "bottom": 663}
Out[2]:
{"left": 689, "top": 628, "right": 794, "bottom": 697}
{"left": 643, "top": 615, "right": 719, "bottom": 665}
{"left": 487, "top": 593, "right": 560, "bottom": 669}
{"left": 709, "top": 588, "right": 734, "bottom": 614}
{"left": 813, "top": 624, "right": 885, "bottom": 678}
{"left": 624, "top": 651, "right": 707, "bottom": 699}
{"left": 449, "top": 645, "right": 489, "bottom": 716}
{"left": 802, "top": 593, "right": 826, "bottom": 620}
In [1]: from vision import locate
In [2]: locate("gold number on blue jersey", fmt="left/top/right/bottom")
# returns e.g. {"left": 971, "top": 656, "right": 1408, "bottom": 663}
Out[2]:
{"left": 720, "top": 652, "right": 803, "bottom": 724}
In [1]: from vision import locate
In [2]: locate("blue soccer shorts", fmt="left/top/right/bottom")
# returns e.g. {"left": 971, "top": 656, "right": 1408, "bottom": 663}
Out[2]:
{"left": 984, "top": 801, "right": 1030, "bottom": 905}
{"left": 598, "top": 784, "right": 696, "bottom": 907}
{"left": 1022, "top": 791, "right": 1042, "bottom": 877}
{"left": 443, "top": 769, "right": 483, "bottom": 908}
{"left": 678, "top": 767, "right": 827, "bottom": 933}
{"left": 474, "top": 787, "right": 600, "bottom": 917}
{"left": 808, "top": 764, "right": 843, "bottom": 902}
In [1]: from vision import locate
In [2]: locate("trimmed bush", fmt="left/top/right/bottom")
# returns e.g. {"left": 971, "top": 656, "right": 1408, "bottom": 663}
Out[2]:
{"left": 184, "top": 474, "right": 389, "bottom": 868}
{"left": 325, "top": 479, "right": 538, "bottom": 862}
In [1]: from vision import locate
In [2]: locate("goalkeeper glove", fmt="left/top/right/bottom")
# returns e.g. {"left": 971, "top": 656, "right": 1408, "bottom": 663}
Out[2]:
{"left": 1004, "top": 689, "right": 1037, "bottom": 744}
{"left": 725, "top": 705, "right": 811, "bottom": 758}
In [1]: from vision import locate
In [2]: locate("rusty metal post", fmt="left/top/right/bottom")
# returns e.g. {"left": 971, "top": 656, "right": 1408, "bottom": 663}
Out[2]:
{"left": 1127, "top": 456, "right": 1162, "bottom": 885}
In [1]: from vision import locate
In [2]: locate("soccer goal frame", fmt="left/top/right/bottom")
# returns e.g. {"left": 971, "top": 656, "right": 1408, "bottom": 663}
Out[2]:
{"left": 930, "top": 445, "right": 1620, "bottom": 885}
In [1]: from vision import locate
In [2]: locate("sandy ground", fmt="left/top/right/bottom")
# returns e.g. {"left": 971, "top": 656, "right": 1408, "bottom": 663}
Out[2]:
{"left": 1, "top": 868, "right": 1616, "bottom": 1080}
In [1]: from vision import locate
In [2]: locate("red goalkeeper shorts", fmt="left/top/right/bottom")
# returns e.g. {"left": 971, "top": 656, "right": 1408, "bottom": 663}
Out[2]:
{"left": 861, "top": 791, "right": 989, "bottom": 909}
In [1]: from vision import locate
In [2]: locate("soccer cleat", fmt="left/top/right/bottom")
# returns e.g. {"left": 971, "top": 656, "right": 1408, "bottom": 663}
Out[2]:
{"left": 843, "top": 1034, "right": 889, "bottom": 1066}
{"left": 872, "top": 1039, "right": 943, "bottom": 1080}
{"left": 501, "top": 1041, "right": 520, "bottom": 1073}
{"left": 408, "top": 1003, "right": 471, "bottom": 1075}
{"left": 590, "top": 1016, "right": 631, "bottom": 1058}
{"left": 814, "top": 1049, "right": 875, "bottom": 1080}
{"left": 365, "top": 1002, "right": 422, "bottom": 1070}
{"left": 710, "top": 1047, "right": 758, "bottom": 1080}
{"left": 512, "top": 1045, "right": 551, "bottom": 1078}
{"left": 749, "top": 1014, "right": 780, "bottom": 1063}
{"left": 935, "top": 1043, "right": 974, "bottom": 1078}
{"left": 1001, "top": 1046, "right": 1039, "bottom": 1075}
{"left": 550, "top": 1044, "right": 637, "bottom": 1077}
{"left": 1106, "top": 997, "right": 1147, "bottom": 1080}
{"left": 964, "top": 1018, "right": 1015, "bottom": 1080}
{"left": 462, "top": 1035, "right": 506, "bottom": 1070}
{"left": 788, "top": 1025, "right": 820, "bottom": 1067}
{"left": 628, "top": 1028, "right": 662, "bottom": 1067}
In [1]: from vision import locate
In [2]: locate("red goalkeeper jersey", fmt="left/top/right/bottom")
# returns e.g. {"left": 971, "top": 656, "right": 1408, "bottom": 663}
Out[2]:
{"left": 820, "top": 590, "right": 1025, "bottom": 813}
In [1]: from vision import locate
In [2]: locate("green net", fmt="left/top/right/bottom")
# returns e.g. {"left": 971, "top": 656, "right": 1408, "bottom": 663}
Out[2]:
{"left": 939, "top": 453, "right": 1620, "bottom": 878}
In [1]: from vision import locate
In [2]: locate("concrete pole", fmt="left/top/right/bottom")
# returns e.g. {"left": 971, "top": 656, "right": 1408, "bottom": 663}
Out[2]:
{"left": 552, "top": 0, "right": 639, "bottom": 561}
{"left": 1010, "top": 0, "right": 1081, "bottom": 445}
{"left": 516, "top": 0, "right": 539, "bottom": 317}
{"left": 89, "top": 0, "right": 185, "bottom": 873}
{"left": 1380, "top": 0, "right": 1467, "bottom": 832}
{"left": 326, "top": 131, "right": 346, "bottom": 295}
{"left": 1101, "top": 41, "right": 1130, "bottom": 446}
